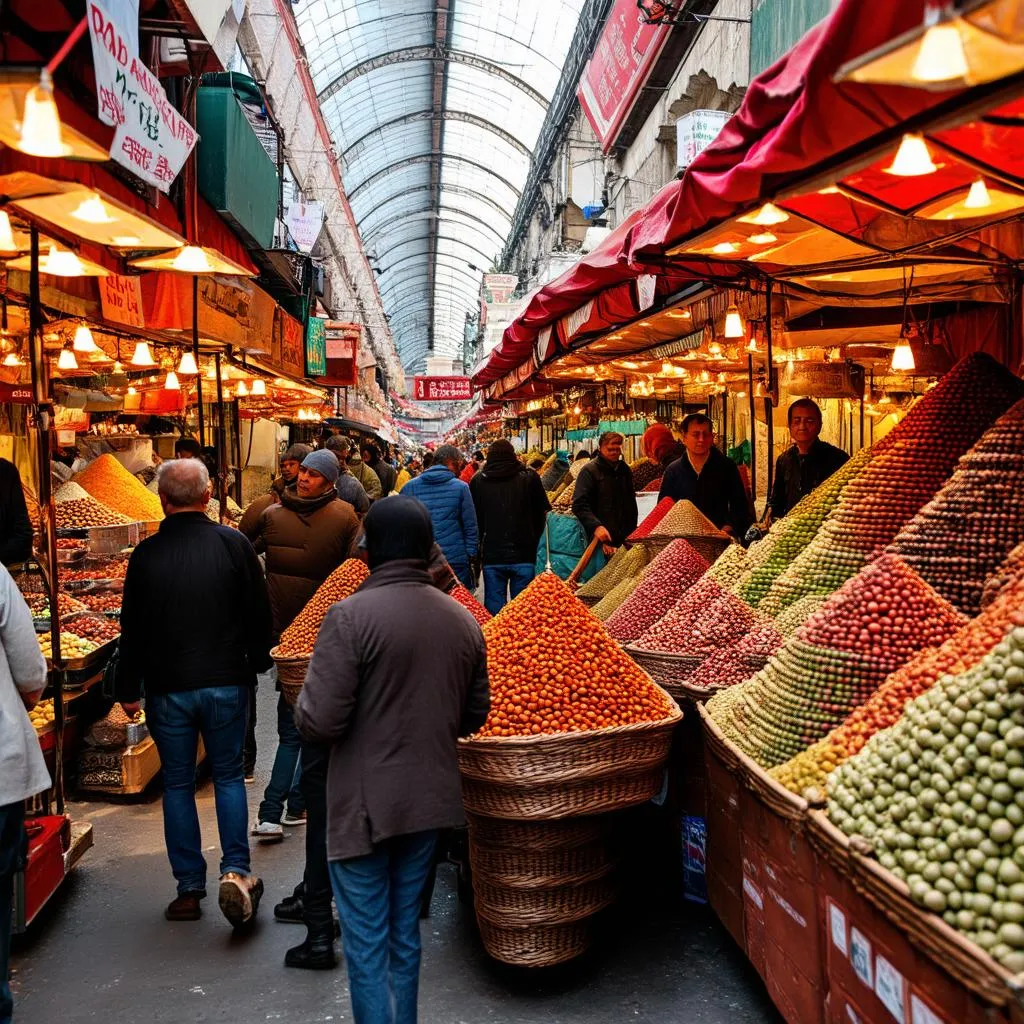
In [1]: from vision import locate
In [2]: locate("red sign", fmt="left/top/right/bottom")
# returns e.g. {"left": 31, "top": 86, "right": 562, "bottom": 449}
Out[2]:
{"left": 413, "top": 376, "right": 473, "bottom": 402}
{"left": 576, "top": 0, "right": 671, "bottom": 152}
{"left": 0, "top": 382, "right": 33, "bottom": 404}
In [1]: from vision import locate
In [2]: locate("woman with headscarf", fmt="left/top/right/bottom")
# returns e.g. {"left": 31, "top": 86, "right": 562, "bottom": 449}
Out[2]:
{"left": 469, "top": 440, "right": 550, "bottom": 614}
{"left": 641, "top": 423, "right": 685, "bottom": 468}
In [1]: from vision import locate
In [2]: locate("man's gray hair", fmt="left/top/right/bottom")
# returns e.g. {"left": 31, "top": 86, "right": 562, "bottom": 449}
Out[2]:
{"left": 157, "top": 458, "right": 210, "bottom": 508}
{"left": 433, "top": 444, "right": 463, "bottom": 467}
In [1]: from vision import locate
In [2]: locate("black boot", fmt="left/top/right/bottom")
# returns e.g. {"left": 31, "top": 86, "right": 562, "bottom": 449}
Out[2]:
{"left": 284, "top": 928, "right": 338, "bottom": 970}
{"left": 273, "top": 893, "right": 304, "bottom": 923}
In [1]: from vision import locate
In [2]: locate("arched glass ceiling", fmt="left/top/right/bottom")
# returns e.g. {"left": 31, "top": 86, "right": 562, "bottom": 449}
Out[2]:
{"left": 295, "top": 0, "right": 586, "bottom": 373}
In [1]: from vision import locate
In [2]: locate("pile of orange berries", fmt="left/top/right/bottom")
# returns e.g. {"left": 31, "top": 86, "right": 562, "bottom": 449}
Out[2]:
{"left": 277, "top": 559, "right": 369, "bottom": 656}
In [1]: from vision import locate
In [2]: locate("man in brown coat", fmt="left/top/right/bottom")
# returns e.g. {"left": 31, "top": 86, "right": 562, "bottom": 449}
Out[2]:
{"left": 239, "top": 443, "right": 312, "bottom": 538}
{"left": 295, "top": 496, "right": 489, "bottom": 1022}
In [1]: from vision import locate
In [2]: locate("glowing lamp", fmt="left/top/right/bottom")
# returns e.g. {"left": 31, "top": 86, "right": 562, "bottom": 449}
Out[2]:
{"left": 885, "top": 134, "right": 938, "bottom": 176}
{"left": 19, "top": 70, "right": 63, "bottom": 158}
{"left": 130, "top": 341, "right": 156, "bottom": 367}
{"left": 177, "top": 350, "right": 199, "bottom": 375}
{"left": 251, "top": 378, "right": 267, "bottom": 396}
{"left": 72, "top": 325, "right": 99, "bottom": 353}
{"left": 56, "top": 347, "right": 78, "bottom": 371}
{"left": 723, "top": 305, "right": 745, "bottom": 339}
{"left": 891, "top": 342, "right": 916, "bottom": 372}
{"left": 164, "top": 370, "right": 180, "bottom": 390}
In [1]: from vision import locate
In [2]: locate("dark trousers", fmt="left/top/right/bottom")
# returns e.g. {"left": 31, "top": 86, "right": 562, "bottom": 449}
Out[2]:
{"left": 299, "top": 739, "right": 332, "bottom": 933}
{"left": 257, "top": 693, "right": 304, "bottom": 823}
{"left": 0, "top": 802, "right": 26, "bottom": 1024}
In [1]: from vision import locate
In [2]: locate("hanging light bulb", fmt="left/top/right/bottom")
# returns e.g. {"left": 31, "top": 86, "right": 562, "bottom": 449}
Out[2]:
{"left": 746, "top": 337, "right": 759, "bottom": 353}
{"left": 206, "top": 361, "right": 218, "bottom": 380}
{"left": 112, "top": 360, "right": 123, "bottom": 374}
{"left": 72, "top": 325, "right": 99, "bottom": 353}
{"left": 964, "top": 178, "right": 992, "bottom": 210}
{"left": 236, "top": 380, "right": 249, "bottom": 397}
{"left": 723, "top": 305, "right": 745, "bottom": 339}
{"left": 164, "top": 370, "right": 180, "bottom": 390}
{"left": 2, "top": 351, "right": 22, "bottom": 367}
{"left": 130, "top": 340, "right": 156, "bottom": 367}
{"left": 70, "top": 194, "right": 116, "bottom": 225}
{"left": 171, "top": 246, "right": 215, "bottom": 274}
{"left": 177, "top": 350, "right": 199, "bottom": 375}
{"left": 19, "top": 70, "right": 63, "bottom": 158}
{"left": 738, "top": 202, "right": 790, "bottom": 226}
{"left": 251, "top": 378, "right": 267, "bottom": 396}
{"left": 711, "top": 242, "right": 740, "bottom": 255}
{"left": 747, "top": 232, "right": 777, "bottom": 245}
{"left": 885, "top": 134, "right": 938, "bottom": 176}
{"left": 127, "top": 385, "right": 136, "bottom": 395}
{"left": 0, "top": 211, "right": 18, "bottom": 254}
{"left": 40, "top": 246, "right": 87, "bottom": 277}
{"left": 911, "top": 12, "right": 969, "bottom": 84}
{"left": 57, "top": 346, "right": 78, "bottom": 371}
{"left": 891, "top": 341, "right": 916, "bottom": 371}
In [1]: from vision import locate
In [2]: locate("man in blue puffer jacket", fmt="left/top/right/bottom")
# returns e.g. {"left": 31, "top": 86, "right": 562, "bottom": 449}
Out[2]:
{"left": 400, "top": 444, "right": 478, "bottom": 588}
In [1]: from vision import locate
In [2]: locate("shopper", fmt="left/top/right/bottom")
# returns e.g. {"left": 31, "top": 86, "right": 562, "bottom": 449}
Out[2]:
{"left": 248, "top": 449, "right": 361, "bottom": 969}
{"left": 470, "top": 439, "right": 550, "bottom": 614}
{"left": 767, "top": 398, "right": 849, "bottom": 520}
{"left": 0, "top": 458, "right": 32, "bottom": 568}
{"left": 0, "top": 565, "right": 49, "bottom": 1024}
{"left": 459, "top": 449, "right": 484, "bottom": 483}
{"left": 400, "top": 444, "right": 478, "bottom": 589}
{"left": 324, "top": 437, "right": 369, "bottom": 516}
{"left": 118, "top": 459, "right": 270, "bottom": 928}
{"left": 641, "top": 422, "right": 685, "bottom": 469}
{"left": 659, "top": 414, "right": 752, "bottom": 537}
{"left": 572, "top": 431, "right": 638, "bottom": 554}
{"left": 333, "top": 437, "right": 383, "bottom": 501}
{"left": 362, "top": 442, "right": 396, "bottom": 496}
{"left": 174, "top": 437, "right": 202, "bottom": 459}
{"left": 295, "top": 496, "right": 490, "bottom": 1024}
{"left": 239, "top": 443, "right": 312, "bottom": 538}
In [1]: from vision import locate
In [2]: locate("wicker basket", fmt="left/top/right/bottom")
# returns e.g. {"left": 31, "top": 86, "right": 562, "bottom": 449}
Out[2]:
{"left": 696, "top": 701, "right": 743, "bottom": 774}
{"left": 271, "top": 646, "right": 310, "bottom": 706}
{"left": 805, "top": 809, "right": 852, "bottom": 875}
{"left": 468, "top": 837, "right": 613, "bottom": 888}
{"left": 475, "top": 907, "right": 596, "bottom": 967}
{"left": 740, "top": 750, "right": 809, "bottom": 825}
{"left": 621, "top": 647, "right": 703, "bottom": 697}
{"left": 473, "top": 874, "right": 615, "bottom": 926}
{"left": 622, "top": 536, "right": 673, "bottom": 559}
{"left": 644, "top": 533, "right": 732, "bottom": 565}
{"left": 465, "top": 814, "right": 607, "bottom": 851}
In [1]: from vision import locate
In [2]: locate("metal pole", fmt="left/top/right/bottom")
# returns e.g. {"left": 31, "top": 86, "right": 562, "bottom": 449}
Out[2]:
{"left": 764, "top": 281, "right": 775, "bottom": 496}
{"left": 859, "top": 389, "right": 865, "bottom": 451}
{"left": 747, "top": 353, "right": 757, "bottom": 505}
{"left": 193, "top": 276, "right": 204, "bottom": 444}
{"left": 214, "top": 354, "right": 229, "bottom": 516}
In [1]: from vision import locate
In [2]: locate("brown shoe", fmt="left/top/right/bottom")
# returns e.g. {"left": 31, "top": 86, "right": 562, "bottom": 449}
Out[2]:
{"left": 165, "top": 892, "right": 204, "bottom": 921}
{"left": 219, "top": 873, "right": 264, "bottom": 929}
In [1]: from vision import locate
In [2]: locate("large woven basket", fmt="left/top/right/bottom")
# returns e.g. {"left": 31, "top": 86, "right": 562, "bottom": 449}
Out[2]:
{"left": 475, "top": 908, "right": 596, "bottom": 967}
{"left": 473, "top": 874, "right": 615, "bottom": 926}
{"left": 468, "top": 837, "right": 613, "bottom": 888}
{"left": 465, "top": 814, "right": 607, "bottom": 851}
{"left": 645, "top": 533, "right": 732, "bottom": 565}
{"left": 458, "top": 698, "right": 682, "bottom": 820}
{"left": 621, "top": 647, "right": 703, "bottom": 698}
{"left": 696, "top": 701, "right": 743, "bottom": 774}
{"left": 270, "top": 646, "right": 310, "bottom": 706}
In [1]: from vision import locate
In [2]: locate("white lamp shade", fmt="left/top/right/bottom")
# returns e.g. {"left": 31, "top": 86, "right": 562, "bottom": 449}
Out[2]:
{"left": 130, "top": 341, "right": 156, "bottom": 367}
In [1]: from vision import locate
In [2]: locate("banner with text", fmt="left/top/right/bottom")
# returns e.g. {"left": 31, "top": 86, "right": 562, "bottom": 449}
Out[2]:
{"left": 413, "top": 376, "right": 473, "bottom": 402}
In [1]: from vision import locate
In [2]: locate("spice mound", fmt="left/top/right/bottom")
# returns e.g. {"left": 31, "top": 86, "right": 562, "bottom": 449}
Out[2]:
{"left": 276, "top": 559, "right": 370, "bottom": 656}
{"left": 74, "top": 454, "right": 164, "bottom": 522}
{"left": 449, "top": 582, "right": 491, "bottom": 625}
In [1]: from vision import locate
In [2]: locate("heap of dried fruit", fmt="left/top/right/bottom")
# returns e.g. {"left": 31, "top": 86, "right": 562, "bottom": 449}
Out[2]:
{"left": 773, "top": 564, "right": 1024, "bottom": 797}
{"left": 574, "top": 545, "right": 650, "bottom": 602}
{"left": 650, "top": 500, "right": 725, "bottom": 538}
{"left": 54, "top": 481, "right": 90, "bottom": 503}
{"left": 706, "top": 543, "right": 751, "bottom": 593}
{"left": 276, "top": 559, "right": 370, "bottom": 656}
{"left": 66, "top": 615, "right": 120, "bottom": 642}
{"left": 626, "top": 497, "right": 675, "bottom": 543}
{"left": 449, "top": 582, "right": 491, "bottom": 625}
{"left": 630, "top": 458, "right": 662, "bottom": 492}
{"left": 984, "top": 542, "right": 1024, "bottom": 610}
{"left": 38, "top": 632, "right": 99, "bottom": 660}
{"left": 828, "top": 621, "right": 1024, "bottom": 972}
{"left": 26, "top": 591, "right": 87, "bottom": 619}
{"left": 78, "top": 591, "right": 122, "bottom": 615}
{"left": 889, "top": 398, "right": 1024, "bottom": 616}
{"left": 708, "top": 554, "right": 965, "bottom": 768}
{"left": 633, "top": 581, "right": 758, "bottom": 658}
{"left": 605, "top": 540, "right": 710, "bottom": 642}
{"left": 56, "top": 538, "right": 86, "bottom": 550}
{"left": 74, "top": 454, "right": 165, "bottom": 522}
{"left": 591, "top": 574, "right": 641, "bottom": 621}
{"left": 476, "top": 572, "right": 673, "bottom": 737}
{"left": 55, "top": 497, "right": 131, "bottom": 529}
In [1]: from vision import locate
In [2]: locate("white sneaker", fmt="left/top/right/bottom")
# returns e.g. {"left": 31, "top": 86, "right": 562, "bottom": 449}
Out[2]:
{"left": 250, "top": 820, "right": 284, "bottom": 842}
{"left": 281, "top": 811, "right": 307, "bottom": 827}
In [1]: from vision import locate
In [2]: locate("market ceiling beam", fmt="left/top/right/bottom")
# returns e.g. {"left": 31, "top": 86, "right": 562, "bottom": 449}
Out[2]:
{"left": 317, "top": 46, "right": 549, "bottom": 113}
{"left": 353, "top": 184, "right": 514, "bottom": 231}
{"left": 361, "top": 207, "right": 508, "bottom": 251}
{"left": 341, "top": 109, "right": 532, "bottom": 165}
{"left": 425, "top": 0, "right": 452, "bottom": 356}
{"left": 377, "top": 234, "right": 496, "bottom": 270}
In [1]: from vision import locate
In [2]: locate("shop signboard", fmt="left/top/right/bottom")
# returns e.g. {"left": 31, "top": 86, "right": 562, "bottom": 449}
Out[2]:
{"left": 576, "top": 0, "right": 671, "bottom": 152}
{"left": 786, "top": 361, "right": 865, "bottom": 399}
{"left": 676, "top": 110, "right": 731, "bottom": 170}
{"left": 87, "top": 0, "right": 198, "bottom": 191}
{"left": 277, "top": 311, "right": 305, "bottom": 380}
{"left": 305, "top": 316, "right": 327, "bottom": 377}
{"left": 413, "top": 376, "right": 473, "bottom": 401}
{"left": 0, "top": 382, "right": 32, "bottom": 404}
{"left": 483, "top": 274, "right": 518, "bottom": 304}
{"left": 99, "top": 274, "right": 145, "bottom": 329}
{"left": 285, "top": 201, "right": 324, "bottom": 253}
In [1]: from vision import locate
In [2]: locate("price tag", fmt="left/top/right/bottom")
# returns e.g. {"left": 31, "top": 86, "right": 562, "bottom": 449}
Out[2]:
{"left": 829, "top": 900, "right": 848, "bottom": 956}
{"left": 850, "top": 927, "right": 873, "bottom": 987}
{"left": 874, "top": 953, "right": 907, "bottom": 1023}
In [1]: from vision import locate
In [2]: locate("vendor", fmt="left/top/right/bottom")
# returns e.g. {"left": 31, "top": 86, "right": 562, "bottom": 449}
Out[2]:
{"left": 659, "top": 414, "right": 751, "bottom": 537}
{"left": 767, "top": 398, "right": 849, "bottom": 520}
{"left": 0, "top": 458, "right": 31, "bottom": 567}
{"left": 572, "top": 431, "right": 637, "bottom": 555}
{"left": 239, "top": 443, "right": 312, "bottom": 539}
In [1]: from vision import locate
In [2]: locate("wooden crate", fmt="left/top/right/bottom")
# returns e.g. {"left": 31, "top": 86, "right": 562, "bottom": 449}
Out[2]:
{"left": 80, "top": 736, "right": 206, "bottom": 796}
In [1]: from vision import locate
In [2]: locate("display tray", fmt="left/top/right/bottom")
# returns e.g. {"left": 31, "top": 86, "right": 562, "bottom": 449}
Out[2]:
{"left": 46, "top": 635, "right": 117, "bottom": 673}
{"left": 55, "top": 520, "right": 158, "bottom": 553}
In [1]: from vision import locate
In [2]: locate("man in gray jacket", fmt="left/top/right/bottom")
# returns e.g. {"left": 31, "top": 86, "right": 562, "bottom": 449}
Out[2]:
{"left": 0, "top": 564, "right": 50, "bottom": 1022}
{"left": 295, "top": 495, "right": 489, "bottom": 1024}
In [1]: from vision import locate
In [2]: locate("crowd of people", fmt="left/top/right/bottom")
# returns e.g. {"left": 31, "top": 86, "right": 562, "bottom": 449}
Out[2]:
{"left": 0, "top": 402, "right": 848, "bottom": 1024}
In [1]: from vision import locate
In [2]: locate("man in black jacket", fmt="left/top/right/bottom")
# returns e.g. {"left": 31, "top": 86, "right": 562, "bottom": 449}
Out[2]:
{"left": 119, "top": 458, "right": 272, "bottom": 929}
{"left": 0, "top": 459, "right": 31, "bottom": 567}
{"left": 572, "top": 431, "right": 637, "bottom": 553}
{"left": 470, "top": 439, "right": 550, "bottom": 614}
{"left": 659, "top": 414, "right": 752, "bottom": 537}
{"left": 362, "top": 442, "right": 396, "bottom": 496}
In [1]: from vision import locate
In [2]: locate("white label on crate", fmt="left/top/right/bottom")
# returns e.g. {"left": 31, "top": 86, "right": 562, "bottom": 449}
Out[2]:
{"left": 910, "top": 994, "right": 944, "bottom": 1024}
{"left": 845, "top": 1005, "right": 862, "bottom": 1024}
{"left": 875, "top": 953, "right": 907, "bottom": 1023}
{"left": 770, "top": 888, "right": 807, "bottom": 929}
{"left": 742, "top": 876, "right": 764, "bottom": 910}
{"left": 829, "top": 901, "right": 849, "bottom": 957}
{"left": 850, "top": 927, "right": 873, "bottom": 988}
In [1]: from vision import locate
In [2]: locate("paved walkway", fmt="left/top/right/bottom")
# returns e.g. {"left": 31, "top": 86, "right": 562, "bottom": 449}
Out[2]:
{"left": 11, "top": 686, "right": 780, "bottom": 1024}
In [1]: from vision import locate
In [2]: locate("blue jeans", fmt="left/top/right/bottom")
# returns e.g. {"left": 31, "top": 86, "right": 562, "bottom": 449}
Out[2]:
{"left": 329, "top": 831, "right": 438, "bottom": 1024}
{"left": 0, "top": 802, "right": 25, "bottom": 1024}
{"left": 147, "top": 686, "right": 251, "bottom": 895}
{"left": 257, "top": 693, "right": 304, "bottom": 823}
{"left": 482, "top": 563, "right": 535, "bottom": 615}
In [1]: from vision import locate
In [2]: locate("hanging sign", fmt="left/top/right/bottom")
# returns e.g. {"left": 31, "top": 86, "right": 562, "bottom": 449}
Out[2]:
{"left": 305, "top": 316, "right": 327, "bottom": 377}
{"left": 676, "top": 109, "right": 731, "bottom": 169}
{"left": 99, "top": 274, "right": 145, "bottom": 328}
{"left": 483, "top": 274, "right": 518, "bottom": 304}
{"left": 0, "top": 382, "right": 32, "bottom": 404}
{"left": 637, "top": 274, "right": 657, "bottom": 310}
{"left": 284, "top": 202, "right": 324, "bottom": 253}
{"left": 88, "top": 0, "right": 198, "bottom": 191}
{"left": 277, "top": 310, "right": 305, "bottom": 380}
{"left": 786, "top": 361, "right": 865, "bottom": 400}
{"left": 413, "top": 376, "right": 473, "bottom": 401}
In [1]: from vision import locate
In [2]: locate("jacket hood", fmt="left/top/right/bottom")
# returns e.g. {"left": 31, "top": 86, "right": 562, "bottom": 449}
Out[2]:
{"left": 279, "top": 487, "right": 338, "bottom": 516}
{"left": 419, "top": 465, "right": 455, "bottom": 485}
{"left": 481, "top": 440, "right": 522, "bottom": 480}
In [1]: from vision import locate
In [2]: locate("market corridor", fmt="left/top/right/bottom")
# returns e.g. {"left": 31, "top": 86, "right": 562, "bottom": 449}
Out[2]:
{"left": 9, "top": 690, "right": 780, "bottom": 1024}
